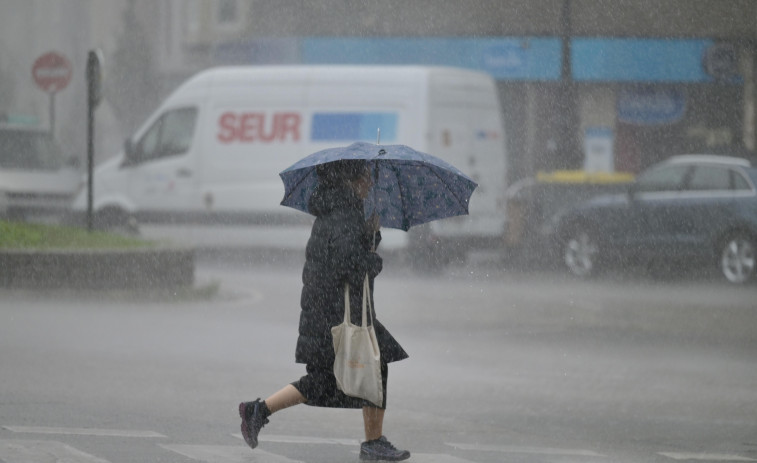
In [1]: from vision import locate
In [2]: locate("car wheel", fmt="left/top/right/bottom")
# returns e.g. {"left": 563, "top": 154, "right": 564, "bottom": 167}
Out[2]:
{"left": 563, "top": 228, "right": 600, "bottom": 277}
{"left": 719, "top": 234, "right": 756, "bottom": 284}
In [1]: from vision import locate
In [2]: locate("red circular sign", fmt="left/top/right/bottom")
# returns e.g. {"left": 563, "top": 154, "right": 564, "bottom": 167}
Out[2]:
{"left": 32, "top": 51, "right": 72, "bottom": 93}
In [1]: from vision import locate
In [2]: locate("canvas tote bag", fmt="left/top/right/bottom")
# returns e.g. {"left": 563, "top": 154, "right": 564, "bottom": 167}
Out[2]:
{"left": 331, "top": 275, "right": 383, "bottom": 407}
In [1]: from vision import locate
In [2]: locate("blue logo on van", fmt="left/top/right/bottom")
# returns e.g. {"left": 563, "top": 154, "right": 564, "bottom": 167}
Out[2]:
{"left": 311, "top": 112, "right": 397, "bottom": 142}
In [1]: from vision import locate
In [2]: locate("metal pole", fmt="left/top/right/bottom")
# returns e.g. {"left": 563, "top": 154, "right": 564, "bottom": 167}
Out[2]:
{"left": 86, "top": 52, "right": 96, "bottom": 232}
{"left": 49, "top": 92, "right": 55, "bottom": 136}
{"left": 741, "top": 45, "right": 755, "bottom": 152}
{"left": 559, "top": 0, "right": 579, "bottom": 169}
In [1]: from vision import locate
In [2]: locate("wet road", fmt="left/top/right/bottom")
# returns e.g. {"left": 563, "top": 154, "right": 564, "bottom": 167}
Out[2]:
{"left": 1, "top": 251, "right": 755, "bottom": 463}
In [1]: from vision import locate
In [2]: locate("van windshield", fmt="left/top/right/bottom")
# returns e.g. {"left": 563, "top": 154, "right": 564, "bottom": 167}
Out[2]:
{"left": 0, "top": 129, "right": 64, "bottom": 170}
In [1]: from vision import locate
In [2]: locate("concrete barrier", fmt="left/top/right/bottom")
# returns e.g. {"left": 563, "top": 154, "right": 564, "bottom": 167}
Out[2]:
{"left": 0, "top": 247, "right": 195, "bottom": 290}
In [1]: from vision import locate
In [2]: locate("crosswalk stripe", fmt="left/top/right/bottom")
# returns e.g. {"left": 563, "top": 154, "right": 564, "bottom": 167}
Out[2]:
{"left": 0, "top": 439, "right": 111, "bottom": 463}
{"left": 408, "top": 454, "right": 480, "bottom": 463}
{"left": 3, "top": 425, "right": 167, "bottom": 438}
{"left": 446, "top": 442, "right": 606, "bottom": 457}
{"left": 659, "top": 452, "right": 757, "bottom": 461}
{"left": 162, "top": 444, "right": 303, "bottom": 463}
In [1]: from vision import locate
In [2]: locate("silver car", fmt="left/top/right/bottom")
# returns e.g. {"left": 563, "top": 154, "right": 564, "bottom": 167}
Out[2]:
{"left": 0, "top": 124, "right": 81, "bottom": 221}
{"left": 554, "top": 155, "right": 757, "bottom": 284}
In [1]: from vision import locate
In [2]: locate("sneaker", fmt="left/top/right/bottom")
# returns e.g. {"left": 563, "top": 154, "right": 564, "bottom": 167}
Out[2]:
{"left": 238, "top": 399, "right": 269, "bottom": 449}
{"left": 359, "top": 436, "right": 411, "bottom": 461}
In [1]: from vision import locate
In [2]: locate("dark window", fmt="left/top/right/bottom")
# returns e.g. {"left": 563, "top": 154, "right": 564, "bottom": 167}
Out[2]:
{"left": 134, "top": 107, "right": 197, "bottom": 164}
{"left": 634, "top": 164, "right": 689, "bottom": 193}
{"left": 731, "top": 170, "right": 752, "bottom": 191}
{"left": 687, "top": 165, "right": 730, "bottom": 191}
{"left": 0, "top": 129, "right": 63, "bottom": 170}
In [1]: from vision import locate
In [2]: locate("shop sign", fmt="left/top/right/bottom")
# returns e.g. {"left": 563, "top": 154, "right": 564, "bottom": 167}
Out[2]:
{"left": 617, "top": 86, "right": 686, "bottom": 125}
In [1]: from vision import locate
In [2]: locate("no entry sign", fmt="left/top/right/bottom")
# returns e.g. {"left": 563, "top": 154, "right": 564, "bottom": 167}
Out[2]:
{"left": 32, "top": 51, "right": 72, "bottom": 93}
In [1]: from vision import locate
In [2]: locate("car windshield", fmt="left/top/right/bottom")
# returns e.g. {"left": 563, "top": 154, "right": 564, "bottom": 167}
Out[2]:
{"left": 0, "top": 129, "right": 64, "bottom": 170}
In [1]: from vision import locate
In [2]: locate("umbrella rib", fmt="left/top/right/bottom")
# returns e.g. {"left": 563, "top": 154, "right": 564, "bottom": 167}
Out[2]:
{"left": 386, "top": 161, "right": 411, "bottom": 230}
{"left": 425, "top": 163, "right": 474, "bottom": 215}
{"left": 280, "top": 170, "right": 313, "bottom": 206}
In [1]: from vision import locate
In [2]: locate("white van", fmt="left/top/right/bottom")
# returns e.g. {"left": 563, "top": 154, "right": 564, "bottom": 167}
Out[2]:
{"left": 72, "top": 65, "right": 507, "bottom": 257}
{"left": 0, "top": 124, "right": 81, "bottom": 221}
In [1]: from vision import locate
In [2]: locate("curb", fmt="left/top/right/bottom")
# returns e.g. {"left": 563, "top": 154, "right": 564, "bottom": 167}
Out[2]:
{"left": 0, "top": 247, "right": 195, "bottom": 290}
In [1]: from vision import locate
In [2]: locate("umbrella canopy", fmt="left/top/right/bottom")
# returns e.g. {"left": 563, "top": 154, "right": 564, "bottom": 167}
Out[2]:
{"left": 279, "top": 141, "right": 477, "bottom": 231}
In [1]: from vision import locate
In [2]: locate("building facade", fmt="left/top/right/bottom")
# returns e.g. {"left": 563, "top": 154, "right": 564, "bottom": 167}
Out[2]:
{"left": 1, "top": 0, "right": 755, "bottom": 183}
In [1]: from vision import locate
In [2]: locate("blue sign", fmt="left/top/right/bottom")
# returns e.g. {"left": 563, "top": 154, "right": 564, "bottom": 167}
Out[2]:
{"left": 573, "top": 38, "right": 715, "bottom": 82}
{"left": 617, "top": 86, "right": 687, "bottom": 125}
{"left": 301, "top": 37, "right": 562, "bottom": 81}
{"left": 212, "top": 37, "right": 737, "bottom": 84}
{"left": 311, "top": 112, "right": 397, "bottom": 142}
{"left": 477, "top": 38, "right": 561, "bottom": 80}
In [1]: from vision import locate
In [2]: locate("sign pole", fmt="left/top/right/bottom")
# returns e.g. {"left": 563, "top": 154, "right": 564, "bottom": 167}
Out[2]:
{"left": 86, "top": 49, "right": 103, "bottom": 232}
{"left": 86, "top": 73, "right": 94, "bottom": 231}
{"left": 48, "top": 92, "right": 55, "bottom": 135}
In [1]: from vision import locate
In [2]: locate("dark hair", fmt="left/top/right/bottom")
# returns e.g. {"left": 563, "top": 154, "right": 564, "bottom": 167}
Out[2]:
{"left": 316, "top": 160, "right": 368, "bottom": 187}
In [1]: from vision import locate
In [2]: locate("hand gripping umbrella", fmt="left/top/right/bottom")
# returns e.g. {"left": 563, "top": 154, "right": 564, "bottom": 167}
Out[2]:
{"left": 279, "top": 141, "right": 477, "bottom": 231}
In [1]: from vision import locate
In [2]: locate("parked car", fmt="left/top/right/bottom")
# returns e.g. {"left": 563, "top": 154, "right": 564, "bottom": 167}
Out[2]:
{"left": 550, "top": 155, "right": 757, "bottom": 284}
{"left": 0, "top": 124, "right": 81, "bottom": 221}
{"left": 504, "top": 170, "right": 634, "bottom": 266}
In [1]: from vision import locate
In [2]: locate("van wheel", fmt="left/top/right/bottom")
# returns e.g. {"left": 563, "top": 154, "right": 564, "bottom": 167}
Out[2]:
{"left": 563, "top": 227, "right": 600, "bottom": 278}
{"left": 719, "top": 233, "right": 756, "bottom": 284}
{"left": 94, "top": 208, "right": 140, "bottom": 236}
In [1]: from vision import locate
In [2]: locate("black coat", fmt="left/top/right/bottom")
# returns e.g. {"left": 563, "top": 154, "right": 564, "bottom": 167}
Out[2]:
{"left": 294, "top": 184, "right": 409, "bottom": 367}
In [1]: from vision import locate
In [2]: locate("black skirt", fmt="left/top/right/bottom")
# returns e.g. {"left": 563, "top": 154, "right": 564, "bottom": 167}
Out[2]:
{"left": 291, "top": 362, "right": 388, "bottom": 409}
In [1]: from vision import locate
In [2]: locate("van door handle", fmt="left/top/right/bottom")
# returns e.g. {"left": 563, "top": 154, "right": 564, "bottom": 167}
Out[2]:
{"left": 176, "top": 168, "right": 193, "bottom": 178}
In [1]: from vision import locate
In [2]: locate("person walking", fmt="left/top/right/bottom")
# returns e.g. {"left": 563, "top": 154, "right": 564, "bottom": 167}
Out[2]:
{"left": 239, "top": 159, "right": 410, "bottom": 461}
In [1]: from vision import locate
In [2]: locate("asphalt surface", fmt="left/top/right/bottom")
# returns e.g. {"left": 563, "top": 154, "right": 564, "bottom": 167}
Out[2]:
{"left": 0, "top": 250, "right": 755, "bottom": 463}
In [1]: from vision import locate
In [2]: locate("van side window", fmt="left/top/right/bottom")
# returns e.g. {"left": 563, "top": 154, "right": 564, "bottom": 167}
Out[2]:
{"left": 134, "top": 107, "right": 197, "bottom": 164}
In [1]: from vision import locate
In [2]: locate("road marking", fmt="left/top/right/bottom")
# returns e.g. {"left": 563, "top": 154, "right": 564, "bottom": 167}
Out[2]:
{"left": 162, "top": 444, "right": 303, "bottom": 463}
{"left": 0, "top": 439, "right": 111, "bottom": 462}
{"left": 233, "top": 432, "right": 360, "bottom": 446}
{"left": 408, "top": 454, "right": 480, "bottom": 463}
{"left": 446, "top": 442, "right": 606, "bottom": 457}
{"left": 3, "top": 425, "right": 167, "bottom": 438}
{"left": 660, "top": 452, "right": 757, "bottom": 461}
{"left": 170, "top": 444, "right": 479, "bottom": 463}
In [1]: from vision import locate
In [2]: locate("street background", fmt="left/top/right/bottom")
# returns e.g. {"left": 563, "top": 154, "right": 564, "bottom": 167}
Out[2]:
{"left": 1, "top": 254, "right": 755, "bottom": 463}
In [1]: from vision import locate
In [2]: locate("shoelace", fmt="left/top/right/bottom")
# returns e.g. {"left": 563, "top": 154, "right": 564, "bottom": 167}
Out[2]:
{"left": 381, "top": 440, "right": 398, "bottom": 450}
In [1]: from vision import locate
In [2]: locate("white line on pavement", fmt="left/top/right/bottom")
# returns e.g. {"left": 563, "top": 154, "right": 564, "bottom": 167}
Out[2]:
{"left": 659, "top": 452, "right": 757, "bottom": 461}
{"left": 162, "top": 444, "right": 303, "bottom": 463}
{"left": 0, "top": 439, "right": 111, "bottom": 463}
{"left": 446, "top": 442, "right": 606, "bottom": 457}
{"left": 178, "top": 443, "right": 480, "bottom": 463}
{"left": 407, "top": 454, "right": 480, "bottom": 463}
{"left": 3, "top": 425, "right": 167, "bottom": 438}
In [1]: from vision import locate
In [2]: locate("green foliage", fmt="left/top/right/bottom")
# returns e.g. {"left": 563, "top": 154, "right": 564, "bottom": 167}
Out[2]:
{"left": 0, "top": 220, "right": 153, "bottom": 249}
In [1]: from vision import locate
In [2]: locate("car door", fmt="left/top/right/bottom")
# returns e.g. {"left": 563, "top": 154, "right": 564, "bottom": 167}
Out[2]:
{"left": 631, "top": 163, "right": 691, "bottom": 258}
{"left": 125, "top": 107, "right": 199, "bottom": 218}
{"left": 669, "top": 165, "right": 741, "bottom": 258}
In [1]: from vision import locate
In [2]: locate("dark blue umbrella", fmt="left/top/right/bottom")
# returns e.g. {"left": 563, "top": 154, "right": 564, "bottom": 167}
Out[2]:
{"left": 279, "top": 141, "right": 477, "bottom": 231}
